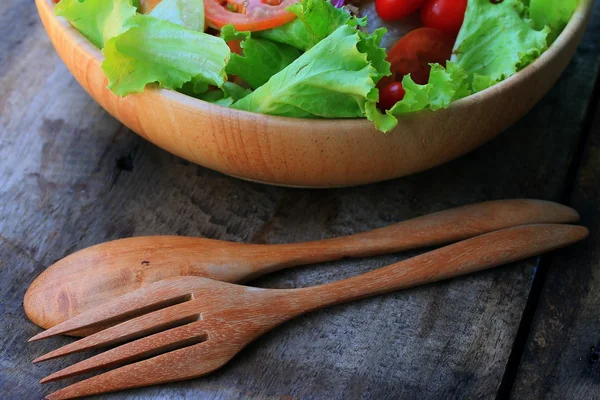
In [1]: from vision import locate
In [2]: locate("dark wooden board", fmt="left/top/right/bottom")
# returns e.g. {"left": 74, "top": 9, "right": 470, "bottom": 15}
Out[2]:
{"left": 511, "top": 72, "right": 600, "bottom": 399}
{"left": 1, "top": 0, "right": 600, "bottom": 399}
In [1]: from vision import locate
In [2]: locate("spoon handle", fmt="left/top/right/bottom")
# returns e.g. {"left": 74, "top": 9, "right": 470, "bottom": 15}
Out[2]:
{"left": 295, "top": 224, "right": 588, "bottom": 312}
{"left": 242, "top": 199, "right": 578, "bottom": 280}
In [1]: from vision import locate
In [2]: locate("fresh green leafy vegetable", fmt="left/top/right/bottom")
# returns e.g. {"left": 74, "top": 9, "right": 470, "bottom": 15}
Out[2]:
{"left": 530, "top": 0, "right": 578, "bottom": 42}
{"left": 365, "top": 62, "right": 471, "bottom": 132}
{"left": 221, "top": 25, "right": 302, "bottom": 89}
{"left": 56, "top": 0, "right": 229, "bottom": 96}
{"left": 55, "top": 0, "right": 137, "bottom": 48}
{"left": 102, "top": 16, "right": 230, "bottom": 95}
{"left": 149, "top": 0, "right": 205, "bottom": 32}
{"left": 232, "top": 25, "right": 390, "bottom": 119}
{"left": 452, "top": 0, "right": 549, "bottom": 92}
{"left": 391, "top": 62, "right": 470, "bottom": 113}
{"left": 193, "top": 82, "right": 252, "bottom": 106}
{"left": 255, "top": 0, "right": 365, "bottom": 51}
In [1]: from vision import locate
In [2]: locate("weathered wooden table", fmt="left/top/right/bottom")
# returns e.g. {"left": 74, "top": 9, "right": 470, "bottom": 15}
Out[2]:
{"left": 1, "top": 1, "right": 600, "bottom": 399}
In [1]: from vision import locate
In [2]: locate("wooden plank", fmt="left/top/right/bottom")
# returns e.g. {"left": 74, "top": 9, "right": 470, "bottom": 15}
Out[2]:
{"left": 511, "top": 78, "right": 600, "bottom": 399}
{"left": 1, "top": 1, "right": 600, "bottom": 400}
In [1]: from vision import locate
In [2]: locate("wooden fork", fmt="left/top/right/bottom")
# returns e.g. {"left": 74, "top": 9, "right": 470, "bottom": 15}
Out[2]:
{"left": 25, "top": 198, "right": 581, "bottom": 333}
{"left": 30, "top": 224, "right": 588, "bottom": 400}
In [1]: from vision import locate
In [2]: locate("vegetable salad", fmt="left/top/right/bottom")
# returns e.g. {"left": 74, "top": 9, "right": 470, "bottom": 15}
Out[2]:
{"left": 54, "top": 0, "right": 578, "bottom": 132}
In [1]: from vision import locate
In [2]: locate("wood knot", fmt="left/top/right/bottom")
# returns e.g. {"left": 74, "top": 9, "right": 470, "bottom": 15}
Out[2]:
{"left": 590, "top": 346, "right": 600, "bottom": 364}
{"left": 116, "top": 154, "right": 134, "bottom": 171}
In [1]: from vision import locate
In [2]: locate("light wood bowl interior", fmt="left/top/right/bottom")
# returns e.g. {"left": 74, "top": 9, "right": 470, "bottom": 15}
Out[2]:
{"left": 36, "top": 0, "right": 594, "bottom": 187}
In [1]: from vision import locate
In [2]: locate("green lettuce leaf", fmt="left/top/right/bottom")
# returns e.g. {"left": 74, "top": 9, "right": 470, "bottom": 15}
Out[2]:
{"left": 221, "top": 25, "right": 302, "bottom": 89}
{"left": 149, "top": 0, "right": 205, "bottom": 32}
{"left": 364, "top": 62, "right": 471, "bottom": 132}
{"left": 390, "top": 62, "right": 470, "bottom": 114}
{"left": 194, "top": 82, "right": 252, "bottom": 106}
{"left": 102, "top": 15, "right": 230, "bottom": 96}
{"left": 530, "top": 0, "right": 578, "bottom": 42}
{"left": 56, "top": 0, "right": 228, "bottom": 96}
{"left": 452, "top": 0, "right": 549, "bottom": 92}
{"left": 55, "top": 0, "right": 137, "bottom": 48}
{"left": 255, "top": 0, "right": 365, "bottom": 52}
{"left": 232, "top": 25, "right": 390, "bottom": 119}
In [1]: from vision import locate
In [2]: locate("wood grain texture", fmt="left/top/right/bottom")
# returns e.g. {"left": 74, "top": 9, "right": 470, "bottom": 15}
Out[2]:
{"left": 1, "top": 0, "right": 600, "bottom": 399}
{"left": 35, "top": 0, "right": 594, "bottom": 187}
{"left": 511, "top": 74, "right": 600, "bottom": 399}
{"left": 24, "top": 199, "right": 581, "bottom": 332}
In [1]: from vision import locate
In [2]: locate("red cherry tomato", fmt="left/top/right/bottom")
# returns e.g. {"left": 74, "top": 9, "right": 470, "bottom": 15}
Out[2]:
{"left": 386, "top": 27, "right": 454, "bottom": 85}
{"left": 378, "top": 82, "right": 406, "bottom": 111}
{"left": 376, "top": 0, "right": 425, "bottom": 22}
{"left": 421, "top": 0, "right": 468, "bottom": 36}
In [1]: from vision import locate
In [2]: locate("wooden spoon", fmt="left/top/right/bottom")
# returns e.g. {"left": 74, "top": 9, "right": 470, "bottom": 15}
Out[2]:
{"left": 31, "top": 224, "right": 588, "bottom": 400}
{"left": 24, "top": 199, "right": 579, "bottom": 333}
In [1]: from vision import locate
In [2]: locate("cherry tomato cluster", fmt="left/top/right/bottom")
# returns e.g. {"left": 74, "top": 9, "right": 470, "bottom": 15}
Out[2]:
{"left": 376, "top": 0, "right": 467, "bottom": 36}
{"left": 376, "top": 0, "right": 467, "bottom": 111}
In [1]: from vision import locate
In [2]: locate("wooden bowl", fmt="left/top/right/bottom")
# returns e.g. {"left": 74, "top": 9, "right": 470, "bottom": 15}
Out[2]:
{"left": 36, "top": 0, "right": 593, "bottom": 187}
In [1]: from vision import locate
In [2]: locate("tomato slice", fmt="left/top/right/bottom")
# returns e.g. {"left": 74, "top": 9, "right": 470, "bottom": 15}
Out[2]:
{"left": 227, "top": 40, "right": 243, "bottom": 55}
{"left": 386, "top": 27, "right": 454, "bottom": 85}
{"left": 206, "top": 0, "right": 300, "bottom": 32}
{"left": 139, "top": 0, "right": 162, "bottom": 13}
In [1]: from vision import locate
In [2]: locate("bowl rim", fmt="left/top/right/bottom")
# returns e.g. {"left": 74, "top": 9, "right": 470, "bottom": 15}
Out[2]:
{"left": 41, "top": 0, "right": 594, "bottom": 129}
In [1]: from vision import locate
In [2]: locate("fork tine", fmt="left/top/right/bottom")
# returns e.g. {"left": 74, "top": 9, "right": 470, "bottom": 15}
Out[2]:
{"left": 45, "top": 339, "right": 227, "bottom": 400}
{"left": 40, "top": 320, "right": 208, "bottom": 383}
{"left": 33, "top": 300, "right": 200, "bottom": 363}
{"left": 29, "top": 277, "right": 201, "bottom": 342}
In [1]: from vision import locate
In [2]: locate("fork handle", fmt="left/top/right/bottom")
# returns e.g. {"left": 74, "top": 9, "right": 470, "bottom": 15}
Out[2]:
{"left": 294, "top": 224, "right": 588, "bottom": 312}
{"left": 238, "top": 199, "right": 578, "bottom": 281}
